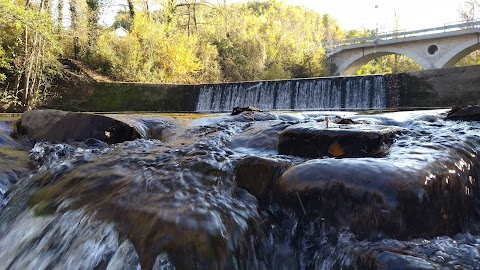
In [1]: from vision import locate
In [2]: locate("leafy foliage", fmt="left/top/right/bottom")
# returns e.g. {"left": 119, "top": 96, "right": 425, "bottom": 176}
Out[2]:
{"left": 356, "top": 55, "right": 422, "bottom": 75}
{"left": 86, "top": 0, "right": 342, "bottom": 82}
{"left": 1, "top": 0, "right": 478, "bottom": 112}
{"left": 0, "top": 0, "right": 60, "bottom": 111}
{"left": 455, "top": 50, "right": 480, "bottom": 67}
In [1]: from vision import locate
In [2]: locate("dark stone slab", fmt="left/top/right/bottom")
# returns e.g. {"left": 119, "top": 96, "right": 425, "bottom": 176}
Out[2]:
{"left": 446, "top": 105, "right": 480, "bottom": 121}
{"left": 231, "top": 111, "right": 279, "bottom": 122}
{"left": 234, "top": 156, "right": 291, "bottom": 201}
{"left": 106, "top": 115, "right": 182, "bottom": 142}
{"left": 15, "top": 109, "right": 141, "bottom": 144}
{"left": 278, "top": 122, "right": 402, "bottom": 158}
{"left": 231, "top": 106, "right": 262, "bottom": 115}
{"left": 276, "top": 157, "right": 478, "bottom": 238}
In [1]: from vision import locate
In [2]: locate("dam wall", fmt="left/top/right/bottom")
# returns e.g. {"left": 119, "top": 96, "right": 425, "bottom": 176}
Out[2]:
{"left": 47, "top": 65, "right": 480, "bottom": 112}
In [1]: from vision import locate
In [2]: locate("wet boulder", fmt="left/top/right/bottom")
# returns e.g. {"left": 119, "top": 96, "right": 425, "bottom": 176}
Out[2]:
{"left": 234, "top": 156, "right": 291, "bottom": 201}
{"left": 28, "top": 141, "right": 259, "bottom": 270}
{"left": 107, "top": 115, "right": 183, "bottom": 142}
{"left": 0, "top": 147, "right": 30, "bottom": 200}
{"left": 278, "top": 122, "right": 402, "bottom": 158}
{"left": 357, "top": 249, "right": 436, "bottom": 270}
{"left": 276, "top": 157, "right": 478, "bottom": 238}
{"left": 231, "top": 106, "right": 262, "bottom": 115}
{"left": 446, "top": 105, "right": 480, "bottom": 121}
{"left": 374, "top": 251, "right": 436, "bottom": 270}
{"left": 228, "top": 121, "right": 291, "bottom": 155}
{"left": 334, "top": 117, "right": 357, "bottom": 125}
{"left": 0, "top": 124, "right": 19, "bottom": 147}
{"left": 231, "top": 111, "right": 279, "bottom": 122}
{"left": 0, "top": 120, "right": 31, "bottom": 199}
{"left": 15, "top": 109, "right": 141, "bottom": 144}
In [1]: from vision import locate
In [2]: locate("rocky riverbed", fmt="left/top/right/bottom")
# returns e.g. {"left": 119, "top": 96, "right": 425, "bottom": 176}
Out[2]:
{"left": 1, "top": 108, "right": 480, "bottom": 269}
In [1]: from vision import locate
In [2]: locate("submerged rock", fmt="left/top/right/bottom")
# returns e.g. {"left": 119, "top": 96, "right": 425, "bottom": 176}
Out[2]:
{"left": 446, "top": 105, "right": 480, "bottom": 121}
{"left": 231, "top": 111, "right": 279, "bottom": 122}
{"left": 334, "top": 117, "right": 357, "bottom": 125}
{"left": 0, "top": 130, "right": 17, "bottom": 148}
{"left": 234, "top": 156, "right": 291, "bottom": 201}
{"left": 15, "top": 109, "right": 141, "bottom": 144}
{"left": 228, "top": 121, "right": 290, "bottom": 155}
{"left": 0, "top": 120, "right": 31, "bottom": 199}
{"left": 278, "top": 122, "right": 402, "bottom": 158}
{"left": 0, "top": 147, "right": 30, "bottom": 200}
{"left": 109, "top": 115, "right": 183, "bottom": 142}
{"left": 28, "top": 140, "right": 258, "bottom": 270}
{"left": 356, "top": 246, "right": 437, "bottom": 270}
{"left": 374, "top": 251, "right": 436, "bottom": 270}
{"left": 276, "top": 155, "right": 478, "bottom": 238}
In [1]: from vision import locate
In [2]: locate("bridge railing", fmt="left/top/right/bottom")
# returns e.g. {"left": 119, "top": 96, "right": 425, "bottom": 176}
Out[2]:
{"left": 324, "top": 18, "right": 480, "bottom": 50}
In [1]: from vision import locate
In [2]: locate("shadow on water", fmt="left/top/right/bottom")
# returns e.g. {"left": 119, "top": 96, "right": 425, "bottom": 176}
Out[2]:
{"left": 1, "top": 109, "right": 480, "bottom": 269}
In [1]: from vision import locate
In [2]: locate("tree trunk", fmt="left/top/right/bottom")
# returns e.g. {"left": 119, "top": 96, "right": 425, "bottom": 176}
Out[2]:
{"left": 127, "top": 0, "right": 135, "bottom": 18}
{"left": 70, "top": 0, "right": 79, "bottom": 59}
{"left": 57, "top": 0, "right": 64, "bottom": 32}
{"left": 187, "top": 4, "right": 191, "bottom": 36}
{"left": 193, "top": 2, "right": 197, "bottom": 32}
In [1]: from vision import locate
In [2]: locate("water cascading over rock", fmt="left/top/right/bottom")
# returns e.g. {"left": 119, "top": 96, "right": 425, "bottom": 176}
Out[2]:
{"left": 2, "top": 108, "right": 480, "bottom": 269}
{"left": 196, "top": 75, "right": 386, "bottom": 112}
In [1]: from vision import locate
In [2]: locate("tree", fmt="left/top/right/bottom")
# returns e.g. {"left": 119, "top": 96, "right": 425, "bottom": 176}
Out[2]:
{"left": 57, "top": 0, "right": 64, "bottom": 32}
{"left": 70, "top": 0, "right": 80, "bottom": 59}
{"left": 355, "top": 55, "right": 422, "bottom": 75}
{"left": 458, "top": 0, "right": 478, "bottom": 23}
{"left": 454, "top": 0, "right": 480, "bottom": 67}
{"left": 78, "top": 1, "right": 344, "bottom": 83}
{"left": 0, "top": 0, "right": 60, "bottom": 110}
{"left": 93, "top": 11, "right": 212, "bottom": 83}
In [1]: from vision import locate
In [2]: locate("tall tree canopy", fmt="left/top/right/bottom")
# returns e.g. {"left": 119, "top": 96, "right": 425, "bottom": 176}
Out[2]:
{"left": 88, "top": 0, "right": 343, "bottom": 82}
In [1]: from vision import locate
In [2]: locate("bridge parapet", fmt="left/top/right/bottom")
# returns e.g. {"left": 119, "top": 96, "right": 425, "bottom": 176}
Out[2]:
{"left": 324, "top": 18, "right": 480, "bottom": 51}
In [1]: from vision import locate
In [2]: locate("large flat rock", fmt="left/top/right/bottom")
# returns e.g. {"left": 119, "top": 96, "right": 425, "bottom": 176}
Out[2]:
{"left": 278, "top": 122, "right": 402, "bottom": 158}
{"left": 276, "top": 156, "right": 478, "bottom": 238}
{"left": 15, "top": 110, "right": 141, "bottom": 143}
{"left": 446, "top": 105, "right": 480, "bottom": 121}
{"left": 234, "top": 156, "right": 291, "bottom": 201}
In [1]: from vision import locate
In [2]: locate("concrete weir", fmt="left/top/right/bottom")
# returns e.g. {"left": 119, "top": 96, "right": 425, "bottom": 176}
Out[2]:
{"left": 48, "top": 65, "right": 480, "bottom": 112}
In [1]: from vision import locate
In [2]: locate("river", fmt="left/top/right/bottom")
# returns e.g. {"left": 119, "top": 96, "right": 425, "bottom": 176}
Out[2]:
{"left": 0, "top": 109, "right": 479, "bottom": 269}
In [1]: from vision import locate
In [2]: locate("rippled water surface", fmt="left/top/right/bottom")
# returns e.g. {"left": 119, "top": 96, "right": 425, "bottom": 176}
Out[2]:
{"left": 1, "top": 110, "right": 480, "bottom": 269}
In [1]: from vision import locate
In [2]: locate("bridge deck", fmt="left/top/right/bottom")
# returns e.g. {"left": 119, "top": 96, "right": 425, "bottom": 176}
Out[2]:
{"left": 325, "top": 19, "right": 480, "bottom": 50}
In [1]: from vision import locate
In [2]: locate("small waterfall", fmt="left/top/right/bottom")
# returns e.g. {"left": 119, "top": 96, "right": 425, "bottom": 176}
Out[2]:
{"left": 196, "top": 75, "right": 386, "bottom": 112}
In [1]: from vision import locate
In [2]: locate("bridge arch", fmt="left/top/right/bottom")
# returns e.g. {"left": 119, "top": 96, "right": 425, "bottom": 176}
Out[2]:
{"left": 436, "top": 39, "right": 480, "bottom": 68}
{"left": 336, "top": 48, "right": 428, "bottom": 76}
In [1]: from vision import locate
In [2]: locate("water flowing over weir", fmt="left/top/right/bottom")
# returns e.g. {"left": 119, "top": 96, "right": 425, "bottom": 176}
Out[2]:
{"left": 196, "top": 75, "right": 386, "bottom": 112}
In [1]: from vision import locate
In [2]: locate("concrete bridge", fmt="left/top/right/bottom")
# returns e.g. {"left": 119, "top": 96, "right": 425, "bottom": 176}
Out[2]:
{"left": 327, "top": 20, "right": 480, "bottom": 75}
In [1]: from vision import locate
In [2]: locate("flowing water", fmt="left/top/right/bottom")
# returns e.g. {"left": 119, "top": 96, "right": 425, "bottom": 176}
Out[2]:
{"left": 196, "top": 76, "right": 386, "bottom": 112}
{"left": 1, "top": 110, "right": 480, "bottom": 269}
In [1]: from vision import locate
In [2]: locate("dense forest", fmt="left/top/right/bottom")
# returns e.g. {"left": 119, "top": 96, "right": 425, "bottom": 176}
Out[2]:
{"left": 0, "top": 0, "right": 479, "bottom": 111}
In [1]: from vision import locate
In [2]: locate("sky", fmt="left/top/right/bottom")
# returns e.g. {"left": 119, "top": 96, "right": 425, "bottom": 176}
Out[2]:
{"left": 227, "top": 0, "right": 468, "bottom": 32}
{"left": 100, "top": 0, "right": 469, "bottom": 32}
